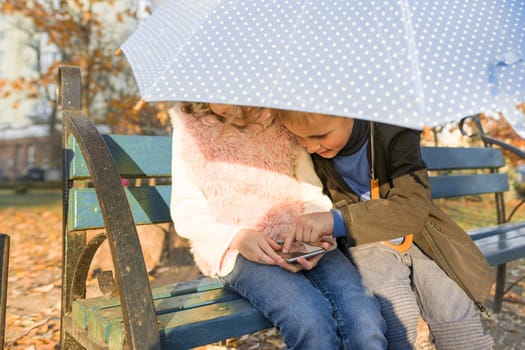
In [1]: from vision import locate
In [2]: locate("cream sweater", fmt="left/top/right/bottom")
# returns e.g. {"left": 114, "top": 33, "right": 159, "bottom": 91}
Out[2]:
{"left": 169, "top": 105, "right": 332, "bottom": 276}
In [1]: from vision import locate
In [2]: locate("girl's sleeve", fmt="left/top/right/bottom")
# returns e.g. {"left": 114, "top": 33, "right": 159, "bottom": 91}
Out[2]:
{"left": 170, "top": 136, "right": 246, "bottom": 272}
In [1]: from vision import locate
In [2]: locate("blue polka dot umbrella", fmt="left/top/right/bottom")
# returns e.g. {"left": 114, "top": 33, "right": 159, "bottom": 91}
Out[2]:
{"left": 120, "top": 0, "right": 525, "bottom": 137}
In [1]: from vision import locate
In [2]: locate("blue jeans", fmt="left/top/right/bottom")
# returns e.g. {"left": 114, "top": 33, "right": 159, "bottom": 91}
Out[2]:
{"left": 350, "top": 243, "right": 493, "bottom": 350}
{"left": 219, "top": 249, "right": 387, "bottom": 350}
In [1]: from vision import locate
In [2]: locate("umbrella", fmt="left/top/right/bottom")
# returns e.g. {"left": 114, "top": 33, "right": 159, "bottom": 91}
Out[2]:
{"left": 120, "top": 0, "right": 525, "bottom": 137}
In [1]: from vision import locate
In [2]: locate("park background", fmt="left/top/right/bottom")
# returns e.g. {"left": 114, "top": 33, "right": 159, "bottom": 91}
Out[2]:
{"left": 1, "top": 1, "right": 525, "bottom": 349}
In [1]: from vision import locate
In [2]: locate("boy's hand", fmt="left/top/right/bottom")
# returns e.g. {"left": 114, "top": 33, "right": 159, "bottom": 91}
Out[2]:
{"left": 277, "top": 239, "right": 337, "bottom": 272}
{"left": 230, "top": 229, "right": 283, "bottom": 265}
{"left": 282, "top": 212, "right": 334, "bottom": 253}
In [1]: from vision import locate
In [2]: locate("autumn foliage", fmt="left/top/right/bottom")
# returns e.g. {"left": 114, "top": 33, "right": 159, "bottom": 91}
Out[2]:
{"left": 0, "top": 0, "right": 170, "bottom": 134}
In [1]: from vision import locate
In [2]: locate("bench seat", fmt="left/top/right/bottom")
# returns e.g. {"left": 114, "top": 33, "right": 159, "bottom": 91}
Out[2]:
{"left": 469, "top": 224, "right": 525, "bottom": 266}
{"left": 68, "top": 278, "right": 271, "bottom": 349}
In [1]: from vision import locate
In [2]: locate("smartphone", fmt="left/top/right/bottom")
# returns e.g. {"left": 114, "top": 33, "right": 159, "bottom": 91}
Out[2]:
{"left": 278, "top": 243, "right": 325, "bottom": 263}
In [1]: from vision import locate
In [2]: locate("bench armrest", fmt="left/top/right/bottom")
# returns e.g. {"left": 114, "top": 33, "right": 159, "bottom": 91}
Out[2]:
{"left": 459, "top": 114, "right": 525, "bottom": 159}
{"left": 59, "top": 67, "right": 161, "bottom": 349}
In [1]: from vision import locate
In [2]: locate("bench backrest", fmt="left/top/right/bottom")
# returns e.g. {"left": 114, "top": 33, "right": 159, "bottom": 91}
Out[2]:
{"left": 66, "top": 134, "right": 172, "bottom": 231}
{"left": 66, "top": 135, "right": 508, "bottom": 232}
{"left": 421, "top": 146, "right": 508, "bottom": 198}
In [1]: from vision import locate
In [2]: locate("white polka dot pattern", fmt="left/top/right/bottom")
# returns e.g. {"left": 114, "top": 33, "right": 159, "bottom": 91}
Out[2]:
{"left": 121, "top": 0, "right": 525, "bottom": 136}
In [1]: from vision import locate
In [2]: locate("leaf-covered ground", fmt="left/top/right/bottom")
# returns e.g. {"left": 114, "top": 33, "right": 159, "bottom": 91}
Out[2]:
{"left": 1, "top": 192, "right": 525, "bottom": 349}
{"left": 1, "top": 207, "right": 61, "bottom": 349}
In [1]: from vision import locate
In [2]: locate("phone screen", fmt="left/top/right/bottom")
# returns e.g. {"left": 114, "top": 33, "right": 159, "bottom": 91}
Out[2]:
{"left": 278, "top": 243, "right": 325, "bottom": 263}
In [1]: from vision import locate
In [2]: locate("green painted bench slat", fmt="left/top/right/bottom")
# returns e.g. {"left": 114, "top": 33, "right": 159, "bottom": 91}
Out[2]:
{"left": 429, "top": 173, "right": 510, "bottom": 198}
{"left": 68, "top": 134, "right": 172, "bottom": 178}
{"left": 152, "top": 277, "right": 223, "bottom": 298}
{"left": 72, "top": 278, "right": 223, "bottom": 323}
{"left": 159, "top": 299, "right": 272, "bottom": 349}
{"left": 74, "top": 285, "right": 237, "bottom": 330}
{"left": 68, "top": 186, "right": 171, "bottom": 230}
{"left": 77, "top": 289, "right": 242, "bottom": 343}
{"left": 421, "top": 146, "right": 505, "bottom": 170}
{"left": 73, "top": 277, "right": 223, "bottom": 329}
{"left": 471, "top": 228, "right": 525, "bottom": 266}
{"left": 73, "top": 290, "right": 271, "bottom": 350}
{"left": 468, "top": 222, "right": 525, "bottom": 240}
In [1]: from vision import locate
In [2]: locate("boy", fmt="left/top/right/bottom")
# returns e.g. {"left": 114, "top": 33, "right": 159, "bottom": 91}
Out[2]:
{"left": 277, "top": 111, "right": 494, "bottom": 349}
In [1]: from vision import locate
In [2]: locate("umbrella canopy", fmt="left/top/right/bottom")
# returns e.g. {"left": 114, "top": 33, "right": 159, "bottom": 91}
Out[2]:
{"left": 121, "top": 0, "right": 525, "bottom": 136}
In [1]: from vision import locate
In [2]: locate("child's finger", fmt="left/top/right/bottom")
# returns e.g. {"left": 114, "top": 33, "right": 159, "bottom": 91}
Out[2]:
{"left": 318, "top": 238, "right": 334, "bottom": 250}
{"left": 282, "top": 224, "right": 296, "bottom": 253}
{"left": 260, "top": 241, "right": 282, "bottom": 264}
{"left": 296, "top": 253, "right": 323, "bottom": 270}
{"left": 277, "top": 259, "right": 303, "bottom": 273}
{"left": 267, "top": 237, "right": 283, "bottom": 251}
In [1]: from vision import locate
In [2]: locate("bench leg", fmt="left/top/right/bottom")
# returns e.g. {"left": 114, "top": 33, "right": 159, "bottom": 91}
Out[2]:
{"left": 493, "top": 264, "right": 506, "bottom": 313}
{"left": 61, "top": 332, "right": 85, "bottom": 350}
{"left": 60, "top": 231, "right": 87, "bottom": 349}
{"left": 1, "top": 234, "right": 10, "bottom": 350}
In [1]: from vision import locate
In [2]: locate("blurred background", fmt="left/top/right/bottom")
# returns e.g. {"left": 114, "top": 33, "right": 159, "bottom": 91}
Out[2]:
{"left": 0, "top": 0, "right": 524, "bottom": 188}
{"left": 0, "top": 0, "right": 173, "bottom": 187}
{"left": 0, "top": 1, "right": 524, "bottom": 349}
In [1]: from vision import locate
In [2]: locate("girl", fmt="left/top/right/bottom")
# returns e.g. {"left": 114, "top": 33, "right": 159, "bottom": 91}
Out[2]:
{"left": 169, "top": 102, "right": 387, "bottom": 349}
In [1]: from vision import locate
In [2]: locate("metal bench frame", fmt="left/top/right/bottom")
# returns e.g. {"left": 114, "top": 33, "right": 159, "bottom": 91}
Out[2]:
{"left": 59, "top": 66, "right": 160, "bottom": 349}
{"left": 1, "top": 233, "right": 9, "bottom": 350}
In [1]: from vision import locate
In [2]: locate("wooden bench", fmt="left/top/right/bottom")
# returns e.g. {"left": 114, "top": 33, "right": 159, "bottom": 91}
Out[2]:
{"left": 58, "top": 66, "right": 525, "bottom": 349}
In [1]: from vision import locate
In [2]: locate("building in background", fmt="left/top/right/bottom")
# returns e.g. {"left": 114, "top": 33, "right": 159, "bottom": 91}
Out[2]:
{"left": 0, "top": 123, "right": 110, "bottom": 181}
{"left": 0, "top": 12, "right": 41, "bottom": 128}
{"left": 0, "top": 125, "right": 54, "bottom": 181}
{"left": 0, "top": 0, "right": 160, "bottom": 180}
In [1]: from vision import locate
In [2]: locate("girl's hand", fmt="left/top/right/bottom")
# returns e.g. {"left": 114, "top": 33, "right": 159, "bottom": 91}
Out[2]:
{"left": 230, "top": 229, "right": 283, "bottom": 265}
{"left": 282, "top": 211, "right": 334, "bottom": 253}
{"left": 277, "top": 251, "right": 325, "bottom": 272}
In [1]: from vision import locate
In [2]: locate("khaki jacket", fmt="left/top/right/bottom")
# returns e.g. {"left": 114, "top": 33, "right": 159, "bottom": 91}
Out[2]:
{"left": 312, "top": 122, "right": 494, "bottom": 307}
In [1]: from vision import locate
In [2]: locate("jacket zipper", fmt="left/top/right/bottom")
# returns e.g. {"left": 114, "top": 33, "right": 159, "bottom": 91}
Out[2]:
{"left": 424, "top": 221, "right": 488, "bottom": 314}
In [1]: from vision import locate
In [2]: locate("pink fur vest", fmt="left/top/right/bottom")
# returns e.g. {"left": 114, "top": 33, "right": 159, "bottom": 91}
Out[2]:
{"left": 172, "top": 106, "right": 306, "bottom": 237}
{"left": 171, "top": 106, "right": 312, "bottom": 273}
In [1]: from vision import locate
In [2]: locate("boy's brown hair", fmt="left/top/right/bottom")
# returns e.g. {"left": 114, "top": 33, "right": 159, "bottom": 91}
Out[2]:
{"left": 275, "top": 109, "right": 320, "bottom": 126}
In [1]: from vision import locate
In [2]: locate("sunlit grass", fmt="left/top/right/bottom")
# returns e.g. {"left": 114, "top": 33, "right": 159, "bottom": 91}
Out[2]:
{"left": 0, "top": 188, "right": 62, "bottom": 212}
{"left": 437, "top": 194, "right": 525, "bottom": 231}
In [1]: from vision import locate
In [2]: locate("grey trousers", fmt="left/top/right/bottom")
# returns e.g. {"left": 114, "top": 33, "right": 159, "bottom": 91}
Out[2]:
{"left": 350, "top": 243, "right": 493, "bottom": 350}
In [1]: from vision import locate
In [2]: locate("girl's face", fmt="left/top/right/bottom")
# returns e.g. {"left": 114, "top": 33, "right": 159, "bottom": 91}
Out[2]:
{"left": 282, "top": 114, "right": 355, "bottom": 159}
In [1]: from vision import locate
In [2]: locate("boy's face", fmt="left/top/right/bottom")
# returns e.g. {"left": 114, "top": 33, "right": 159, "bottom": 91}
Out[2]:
{"left": 282, "top": 114, "right": 354, "bottom": 159}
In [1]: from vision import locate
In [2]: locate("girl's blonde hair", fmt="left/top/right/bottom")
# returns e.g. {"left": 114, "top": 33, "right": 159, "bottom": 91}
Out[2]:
{"left": 180, "top": 102, "right": 268, "bottom": 128}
